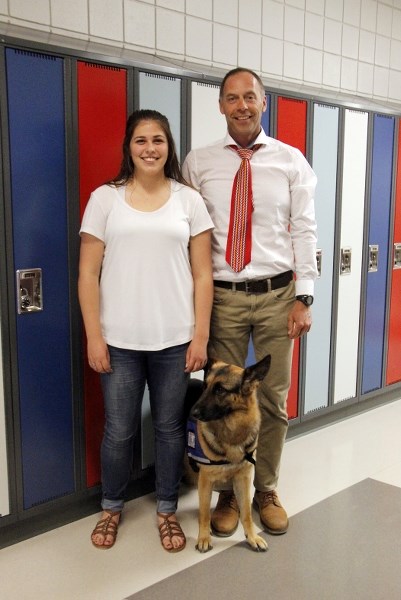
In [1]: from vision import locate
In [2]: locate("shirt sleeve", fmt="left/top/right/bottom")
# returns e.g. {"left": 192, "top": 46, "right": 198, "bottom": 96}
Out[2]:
{"left": 289, "top": 149, "right": 318, "bottom": 295}
{"left": 79, "top": 187, "right": 112, "bottom": 242}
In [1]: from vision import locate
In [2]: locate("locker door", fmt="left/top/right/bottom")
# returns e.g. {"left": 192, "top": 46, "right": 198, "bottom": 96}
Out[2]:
{"left": 190, "top": 80, "right": 270, "bottom": 151}
{"left": 139, "top": 72, "right": 182, "bottom": 159}
{"left": 0, "top": 318, "right": 9, "bottom": 516}
{"left": 304, "top": 104, "right": 339, "bottom": 413}
{"left": 261, "top": 97, "right": 270, "bottom": 135}
{"left": 333, "top": 110, "right": 369, "bottom": 403}
{"left": 189, "top": 82, "right": 270, "bottom": 368}
{"left": 386, "top": 120, "right": 401, "bottom": 385}
{"left": 0, "top": 113, "right": 9, "bottom": 515}
{"left": 248, "top": 94, "right": 270, "bottom": 366}
{"left": 276, "top": 96, "right": 308, "bottom": 419}
{"left": 138, "top": 71, "right": 183, "bottom": 468}
{"left": 190, "top": 82, "right": 227, "bottom": 150}
{"left": 361, "top": 115, "right": 395, "bottom": 394}
{"left": 6, "top": 48, "right": 74, "bottom": 508}
{"left": 77, "top": 61, "right": 127, "bottom": 486}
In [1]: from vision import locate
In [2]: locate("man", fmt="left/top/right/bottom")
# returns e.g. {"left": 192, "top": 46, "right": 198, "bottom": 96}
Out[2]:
{"left": 182, "top": 68, "right": 317, "bottom": 536}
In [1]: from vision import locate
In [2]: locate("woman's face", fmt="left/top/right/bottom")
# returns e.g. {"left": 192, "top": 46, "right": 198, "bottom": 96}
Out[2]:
{"left": 129, "top": 120, "right": 169, "bottom": 177}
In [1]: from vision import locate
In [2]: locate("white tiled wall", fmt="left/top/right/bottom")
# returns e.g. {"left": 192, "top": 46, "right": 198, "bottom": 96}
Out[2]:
{"left": 0, "top": 0, "right": 401, "bottom": 105}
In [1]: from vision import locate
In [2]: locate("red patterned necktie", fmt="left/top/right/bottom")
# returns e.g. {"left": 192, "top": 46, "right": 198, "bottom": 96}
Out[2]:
{"left": 226, "top": 144, "right": 261, "bottom": 272}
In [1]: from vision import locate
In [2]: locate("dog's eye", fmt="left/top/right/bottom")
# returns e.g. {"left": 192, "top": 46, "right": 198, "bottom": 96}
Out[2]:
{"left": 213, "top": 383, "right": 226, "bottom": 396}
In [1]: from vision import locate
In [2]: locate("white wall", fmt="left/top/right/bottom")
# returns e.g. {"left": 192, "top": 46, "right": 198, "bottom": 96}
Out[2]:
{"left": 0, "top": 0, "right": 401, "bottom": 107}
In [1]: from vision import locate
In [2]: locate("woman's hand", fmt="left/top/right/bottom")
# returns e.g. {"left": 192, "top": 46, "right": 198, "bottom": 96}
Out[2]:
{"left": 87, "top": 336, "right": 112, "bottom": 373}
{"left": 184, "top": 338, "right": 208, "bottom": 373}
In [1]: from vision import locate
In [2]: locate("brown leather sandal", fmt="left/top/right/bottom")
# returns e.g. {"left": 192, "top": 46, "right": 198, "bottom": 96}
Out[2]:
{"left": 91, "top": 510, "right": 121, "bottom": 549}
{"left": 157, "top": 512, "right": 186, "bottom": 553}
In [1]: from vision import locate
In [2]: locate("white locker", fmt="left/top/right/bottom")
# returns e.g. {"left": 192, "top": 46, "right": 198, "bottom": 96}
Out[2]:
{"left": 190, "top": 81, "right": 227, "bottom": 149}
{"left": 333, "top": 110, "right": 369, "bottom": 403}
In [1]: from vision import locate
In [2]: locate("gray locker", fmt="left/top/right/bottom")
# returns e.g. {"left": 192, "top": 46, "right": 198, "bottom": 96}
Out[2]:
{"left": 304, "top": 103, "right": 339, "bottom": 413}
{"left": 139, "top": 71, "right": 182, "bottom": 159}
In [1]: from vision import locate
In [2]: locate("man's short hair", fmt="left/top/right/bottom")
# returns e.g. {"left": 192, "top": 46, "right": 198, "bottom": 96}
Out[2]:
{"left": 219, "top": 68, "right": 265, "bottom": 99}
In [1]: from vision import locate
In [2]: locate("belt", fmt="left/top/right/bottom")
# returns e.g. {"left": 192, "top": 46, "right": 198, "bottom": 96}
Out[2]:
{"left": 213, "top": 270, "right": 293, "bottom": 294}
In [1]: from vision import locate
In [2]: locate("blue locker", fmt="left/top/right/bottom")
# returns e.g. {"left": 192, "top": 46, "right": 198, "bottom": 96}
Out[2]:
{"left": 361, "top": 114, "right": 395, "bottom": 394}
{"left": 6, "top": 49, "right": 74, "bottom": 508}
{"left": 0, "top": 322, "right": 9, "bottom": 516}
{"left": 261, "top": 96, "right": 270, "bottom": 135}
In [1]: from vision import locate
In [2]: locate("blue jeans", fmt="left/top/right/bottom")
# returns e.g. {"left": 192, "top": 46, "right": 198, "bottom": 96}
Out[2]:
{"left": 100, "top": 343, "right": 189, "bottom": 514}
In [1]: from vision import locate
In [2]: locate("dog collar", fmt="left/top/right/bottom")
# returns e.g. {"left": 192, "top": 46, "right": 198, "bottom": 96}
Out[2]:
{"left": 186, "top": 417, "right": 256, "bottom": 472}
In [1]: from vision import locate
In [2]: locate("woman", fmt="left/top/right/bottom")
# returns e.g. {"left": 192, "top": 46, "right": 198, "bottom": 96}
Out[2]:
{"left": 78, "top": 109, "right": 213, "bottom": 552}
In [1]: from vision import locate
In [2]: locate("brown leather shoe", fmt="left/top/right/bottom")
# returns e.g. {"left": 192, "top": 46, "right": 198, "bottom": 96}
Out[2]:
{"left": 211, "top": 491, "right": 239, "bottom": 537}
{"left": 254, "top": 490, "right": 288, "bottom": 535}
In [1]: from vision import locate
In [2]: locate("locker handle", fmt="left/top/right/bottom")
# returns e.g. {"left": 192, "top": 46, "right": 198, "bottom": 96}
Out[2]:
{"left": 368, "top": 244, "right": 379, "bottom": 273}
{"left": 340, "top": 247, "right": 351, "bottom": 275}
{"left": 394, "top": 243, "right": 401, "bottom": 269}
{"left": 16, "top": 268, "right": 43, "bottom": 314}
{"left": 316, "top": 249, "right": 322, "bottom": 278}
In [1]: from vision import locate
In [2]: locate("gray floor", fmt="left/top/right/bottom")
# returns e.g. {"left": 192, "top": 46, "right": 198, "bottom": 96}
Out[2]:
{"left": 3, "top": 400, "right": 401, "bottom": 600}
{"left": 127, "top": 479, "right": 401, "bottom": 600}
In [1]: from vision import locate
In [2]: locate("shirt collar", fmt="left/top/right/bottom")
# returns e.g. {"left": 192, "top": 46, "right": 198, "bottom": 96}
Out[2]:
{"left": 223, "top": 128, "right": 270, "bottom": 149}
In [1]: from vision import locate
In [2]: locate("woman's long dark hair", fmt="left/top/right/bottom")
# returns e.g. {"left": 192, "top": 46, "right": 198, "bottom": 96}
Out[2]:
{"left": 108, "top": 109, "right": 188, "bottom": 186}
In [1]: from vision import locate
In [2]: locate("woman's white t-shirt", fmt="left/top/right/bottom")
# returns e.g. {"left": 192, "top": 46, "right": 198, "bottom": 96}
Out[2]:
{"left": 80, "top": 180, "right": 214, "bottom": 351}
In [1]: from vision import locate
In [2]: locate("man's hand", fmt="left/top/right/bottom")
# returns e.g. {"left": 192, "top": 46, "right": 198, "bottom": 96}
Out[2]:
{"left": 287, "top": 301, "right": 312, "bottom": 339}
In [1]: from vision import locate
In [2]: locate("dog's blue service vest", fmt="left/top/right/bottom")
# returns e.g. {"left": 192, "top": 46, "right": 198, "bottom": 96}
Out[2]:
{"left": 186, "top": 417, "right": 224, "bottom": 468}
{"left": 186, "top": 417, "right": 255, "bottom": 472}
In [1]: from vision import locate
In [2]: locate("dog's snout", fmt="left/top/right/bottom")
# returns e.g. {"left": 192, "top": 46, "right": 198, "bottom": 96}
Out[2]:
{"left": 190, "top": 403, "right": 201, "bottom": 419}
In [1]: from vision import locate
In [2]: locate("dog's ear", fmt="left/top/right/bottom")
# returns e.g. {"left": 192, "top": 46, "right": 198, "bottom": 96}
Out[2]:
{"left": 241, "top": 354, "right": 271, "bottom": 393}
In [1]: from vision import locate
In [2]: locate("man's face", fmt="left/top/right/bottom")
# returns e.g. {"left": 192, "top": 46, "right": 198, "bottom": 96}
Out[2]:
{"left": 219, "top": 71, "right": 267, "bottom": 147}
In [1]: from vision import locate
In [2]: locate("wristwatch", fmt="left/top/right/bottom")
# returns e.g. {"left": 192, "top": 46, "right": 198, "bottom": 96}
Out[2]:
{"left": 296, "top": 295, "right": 314, "bottom": 306}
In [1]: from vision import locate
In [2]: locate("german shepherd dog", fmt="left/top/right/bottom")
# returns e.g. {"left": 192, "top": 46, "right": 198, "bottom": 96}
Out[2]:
{"left": 185, "top": 354, "right": 271, "bottom": 553}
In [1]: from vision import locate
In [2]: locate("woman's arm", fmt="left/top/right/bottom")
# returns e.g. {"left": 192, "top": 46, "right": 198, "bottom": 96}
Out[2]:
{"left": 186, "top": 229, "right": 213, "bottom": 373}
{"left": 78, "top": 232, "right": 112, "bottom": 373}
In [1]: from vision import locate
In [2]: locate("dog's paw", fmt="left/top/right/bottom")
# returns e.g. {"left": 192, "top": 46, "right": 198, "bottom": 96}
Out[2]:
{"left": 247, "top": 534, "right": 268, "bottom": 552}
{"left": 196, "top": 536, "right": 213, "bottom": 553}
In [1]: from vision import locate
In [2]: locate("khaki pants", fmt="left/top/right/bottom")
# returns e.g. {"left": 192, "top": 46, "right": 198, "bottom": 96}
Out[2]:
{"left": 208, "top": 280, "right": 294, "bottom": 492}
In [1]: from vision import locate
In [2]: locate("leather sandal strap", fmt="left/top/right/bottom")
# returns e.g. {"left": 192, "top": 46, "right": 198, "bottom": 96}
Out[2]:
{"left": 157, "top": 513, "right": 186, "bottom": 552}
{"left": 92, "top": 511, "right": 121, "bottom": 537}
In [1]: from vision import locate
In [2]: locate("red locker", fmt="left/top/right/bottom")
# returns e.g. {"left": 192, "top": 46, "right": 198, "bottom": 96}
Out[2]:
{"left": 77, "top": 62, "right": 127, "bottom": 486}
{"left": 386, "top": 119, "right": 401, "bottom": 385}
{"left": 276, "top": 96, "right": 308, "bottom": 419}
